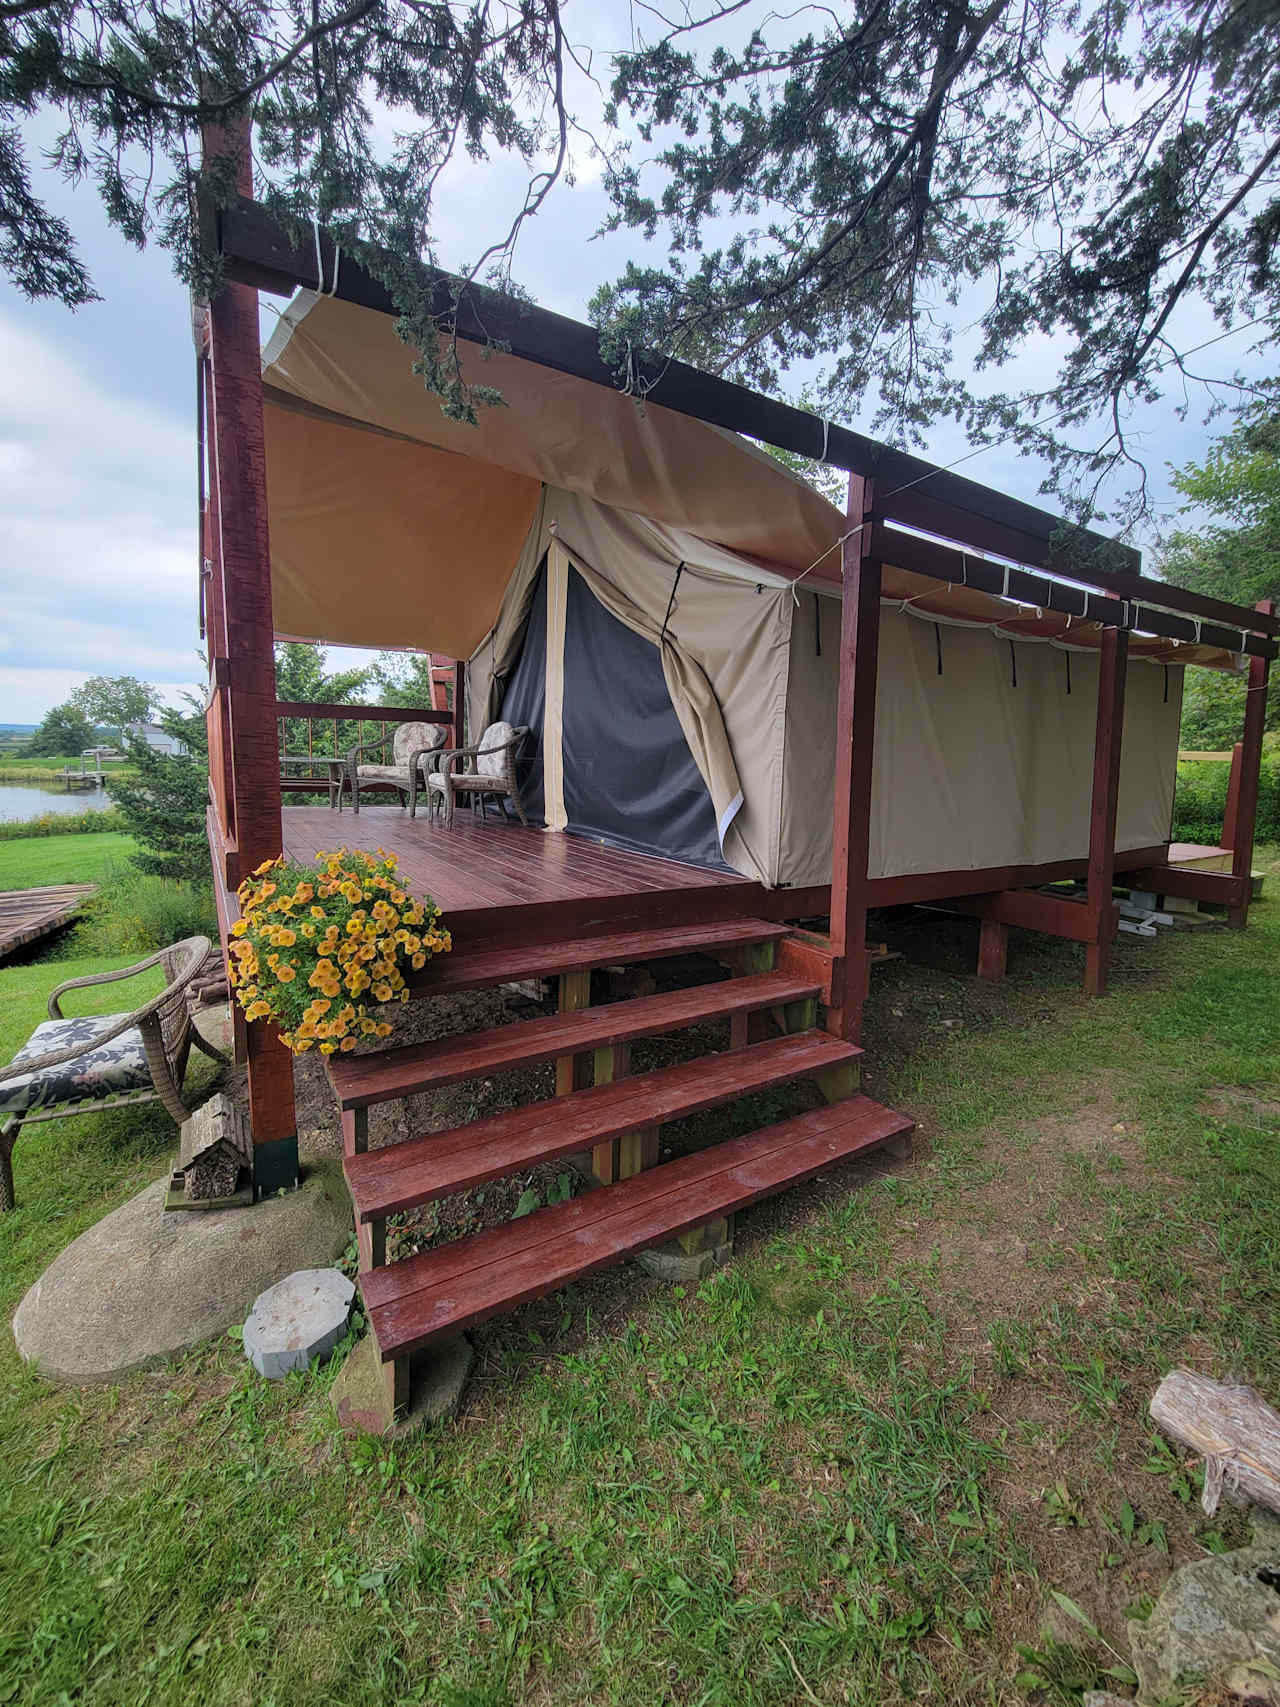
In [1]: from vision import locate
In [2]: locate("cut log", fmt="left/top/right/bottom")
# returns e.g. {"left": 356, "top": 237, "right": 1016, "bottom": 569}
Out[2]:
{"left": 1150, "top": 1368, "right": 1280, "bottom": 1516}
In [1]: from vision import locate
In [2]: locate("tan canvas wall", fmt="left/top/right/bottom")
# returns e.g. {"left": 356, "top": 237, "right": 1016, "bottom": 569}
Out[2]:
{"left": 466, "top": 488, "right": 1184, "bottom": 890}
{"left": 782, "top": 605, "right": 1184, "bottom": 887}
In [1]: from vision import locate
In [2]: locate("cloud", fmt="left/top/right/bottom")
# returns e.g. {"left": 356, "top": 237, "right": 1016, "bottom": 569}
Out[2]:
{"left": 0, "top": 302, "right": 198, "bottom": 720}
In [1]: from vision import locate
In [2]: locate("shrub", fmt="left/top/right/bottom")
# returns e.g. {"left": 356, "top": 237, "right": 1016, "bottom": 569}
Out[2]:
{"left": 0, "top": 808, "right": 127, "bottom": 840}
{"left": 75, "top": 861, "right": 219, "bottom": 955}
{"left": 106, "top": 701, "right": 210, "bottom": 881}
{"left": 1171, "top": 747, "right": 1280, "bottom": 845}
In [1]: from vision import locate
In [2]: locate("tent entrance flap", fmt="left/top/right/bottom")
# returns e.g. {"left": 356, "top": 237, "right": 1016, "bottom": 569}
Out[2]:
{"left": 561, "top": 565, "right": 726, "bottom": 868}
{"left": 496, "top": 562, "right": 549, "bottom": 825}
{"left": 497, "top": 553, "right": 727, "bottom": 870}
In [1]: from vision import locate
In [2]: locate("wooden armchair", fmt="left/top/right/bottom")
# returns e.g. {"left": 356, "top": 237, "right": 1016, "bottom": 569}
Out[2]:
{"left": 425, "top": 722, "right": 530, "bottom": 828}
{"left": 0, "top": 936, "right": 227, "bottom": 1211}
{"left": 345, "top": 721, "right": 449, "bottom": 814}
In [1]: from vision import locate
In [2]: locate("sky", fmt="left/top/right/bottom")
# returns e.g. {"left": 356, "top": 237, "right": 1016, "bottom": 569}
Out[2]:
{"left": 0, "top": 8, "right": 1268, "bottom": 725}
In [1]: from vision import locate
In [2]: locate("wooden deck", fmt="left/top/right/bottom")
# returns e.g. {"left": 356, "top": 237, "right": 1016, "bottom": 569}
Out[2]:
{"left": 0, "top": 884, "right": 96, "bottom": 960}
{"left": 277, "top": 806, "right": 785, "bottom": 948}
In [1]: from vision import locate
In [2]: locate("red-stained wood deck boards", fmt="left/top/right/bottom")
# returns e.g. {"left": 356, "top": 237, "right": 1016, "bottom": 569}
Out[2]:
{"left": 0, "top": 885, "right": 96, "bottom": 961}
{"left": 280, "top": 807, "right": 765, "bottom": 946}
{"left": 405, "top": 917, "right": 792, "bottom": 997}
{"left": 329, "top": 970, "right": 821, "bottom": 1110}
{"left": 361, "top": 1094, "right": 914, "bottom": 1360}
{"left": 345, "top": 1028, "right": 862, "bottom": 1222}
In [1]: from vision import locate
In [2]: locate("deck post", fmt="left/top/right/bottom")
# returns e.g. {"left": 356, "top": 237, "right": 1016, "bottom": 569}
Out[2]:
{"left": 1222, "top": 741, "right": 1244, "bottom": 853}
{"left": 827, "top": 475, "right": 881, "bottom": 1043}
{"left": 1083, "top": 626, "right": 1129, "bottom": 997}
{"left": 452, "top": 660, "right": 467, "bottom": 747}
{"left": 977, "top": 915, "right": 1009, "bottom": 981}
{"left": 1228, "top": 598, "right": 1274, "bottom": 928}
{"left": 202, "top": 114, "right": 298, "bottom": 1191}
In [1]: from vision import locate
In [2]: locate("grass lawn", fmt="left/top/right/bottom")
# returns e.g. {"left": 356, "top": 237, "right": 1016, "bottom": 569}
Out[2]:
{"left": 0, "top": 861, "right": 1277, "bottom": 1705}
{"left": 0, "top": 832, "right": 138, "bottom": 891}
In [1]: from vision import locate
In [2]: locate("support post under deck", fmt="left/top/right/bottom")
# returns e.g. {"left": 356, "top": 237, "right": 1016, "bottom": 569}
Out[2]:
{"left": 1228, "top": 599, "right": 1274, "bottom": 929}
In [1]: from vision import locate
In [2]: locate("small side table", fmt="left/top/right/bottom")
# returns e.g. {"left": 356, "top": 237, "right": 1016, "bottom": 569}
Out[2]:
{"left": 280, "top": 756, "right": 350, "bottom": 810}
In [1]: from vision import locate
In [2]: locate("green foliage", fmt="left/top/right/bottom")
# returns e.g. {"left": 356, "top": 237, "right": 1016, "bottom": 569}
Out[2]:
{"left": 106, "top": 700, "right": 211, "bottom": 882}
{"left": 68, "top": 674, "right": 157, "bottom": 736}
{"left": 0, "top": 807, "right": 127, "bottom": 841}
{"left": 2, "top": 3, "right": 1278, "bottom": 511}
{"left": 1163, "top": 403, "right": 1280, "bottom": 742}
{"left": 1172, "top": 749, "right": 1280, "bottom": 845}
{"left": 74, "top": 861, "right": 218, "bottom": 955}
{"left": 1180, "top": 666, "right": 1253, "bottom": 752}
{"left": 24, "top": 702, "right": 94, "bottom": 757}
{"left": 595, "top": 5, "right": 1280, "bottom": 522}
{"left": 274, "top": 642, "right": 373, "bottom": 761}
{"left": 370, "top": 650, "right": 452, "bottom": 712}
{"left": 273, "top": 641, "right": 370, "bottom": 707}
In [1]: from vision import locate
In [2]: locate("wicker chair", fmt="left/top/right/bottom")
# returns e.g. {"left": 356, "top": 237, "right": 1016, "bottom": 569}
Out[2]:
{"left": 425, "top": 722, "right": 530, "bottom": 828}
{"left": 345, "top": 721, "right": 449, "bottom": 815}
{"left": 0, "top": 936, "right": 227, "bottom": 1211}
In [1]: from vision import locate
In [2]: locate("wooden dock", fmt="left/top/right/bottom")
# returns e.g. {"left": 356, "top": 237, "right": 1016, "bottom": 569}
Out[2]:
{"left": 0, "top": 885, "right": 96, "bottom": 960}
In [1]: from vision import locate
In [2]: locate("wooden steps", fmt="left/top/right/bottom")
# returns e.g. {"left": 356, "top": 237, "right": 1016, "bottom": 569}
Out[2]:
{"left": 345, "top": 1028, "right": 861, "bottom": 1222}
{"left": 407, "top": 917, "right": 793, "bottom": 996}
{"left": 361, "top": 1095, "right": 915, "bottom": 1360}
{"left": 329, "top": 970, "right": 820, "bottom": 1110}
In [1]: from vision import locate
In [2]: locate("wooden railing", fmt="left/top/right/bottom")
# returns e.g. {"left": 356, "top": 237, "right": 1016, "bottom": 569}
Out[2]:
{"left": 274, "top": 699, "right": 459, "bottom": 787}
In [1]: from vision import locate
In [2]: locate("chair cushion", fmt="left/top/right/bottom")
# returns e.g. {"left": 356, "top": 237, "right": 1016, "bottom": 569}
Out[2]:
{"left": 392, "top": 722, "right": 447, "bottom": 766}
{"left": 476, "top": 721, "right": 517, "bottom": 779}
{"left": 0, "top": 1015, "right": 151, "bottom": 1119}
{"left": 356, "top": 764, "right": 413, "bottom": 786}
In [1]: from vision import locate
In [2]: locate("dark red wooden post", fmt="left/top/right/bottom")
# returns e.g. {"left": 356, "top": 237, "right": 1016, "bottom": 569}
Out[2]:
{"left": 827, "top": 475, "right": 881, "bottom": 1043}
{"left": 977, "top": 915, "right": 1008, "bottom": 981}
{"left": 1228, "top": 597, "right": 1274, "bottom": 928}
{"left": 203, "top": 113, "right": 298, "bottom": 1191}
{"left": 1221, "top": 742, "right": 1243, "bottom": 852}
{"left": 453, "top": 659, "right": 467, "bottom": 747}
{"left": 1083, "top": 625, "right": 1129, "bottom": 996}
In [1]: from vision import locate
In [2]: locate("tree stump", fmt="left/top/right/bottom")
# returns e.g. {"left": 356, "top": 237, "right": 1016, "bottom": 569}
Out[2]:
{"left": 1150, "top": 1368, "right": 1280, "bottom": 1516}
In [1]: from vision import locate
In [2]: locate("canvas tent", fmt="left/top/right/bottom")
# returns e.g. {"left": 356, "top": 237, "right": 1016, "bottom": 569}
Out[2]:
{"left": 260, "top": 290, "right": 1241, "bottom": 891}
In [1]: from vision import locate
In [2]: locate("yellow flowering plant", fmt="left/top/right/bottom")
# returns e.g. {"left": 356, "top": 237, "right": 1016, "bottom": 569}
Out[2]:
{"left": 228, "top": 848, "right": 450, "bottom": 1055}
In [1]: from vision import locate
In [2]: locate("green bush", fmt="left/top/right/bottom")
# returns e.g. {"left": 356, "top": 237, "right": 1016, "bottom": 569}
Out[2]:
{"left": 1171, "top": 749, "right": 1280, "bottom": 845}
{"left": 0, "top": 807, "right": 127, "bottom": 840}
{"left": 74, "top": 861, "right": 218, "bottom": 956}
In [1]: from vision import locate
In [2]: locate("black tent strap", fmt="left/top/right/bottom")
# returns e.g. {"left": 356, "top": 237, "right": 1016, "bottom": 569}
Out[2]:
{"left": 1009, "top": 638, "right": 1018, "bottom": 688}
{"left": 934, "top": 622, "right": 943, "bottom": 676}
{"left": 660, "top": 562, "right": 685, "bottom": 642}
{"left": 814, "top": 591, "right": 822, "bottom": 657}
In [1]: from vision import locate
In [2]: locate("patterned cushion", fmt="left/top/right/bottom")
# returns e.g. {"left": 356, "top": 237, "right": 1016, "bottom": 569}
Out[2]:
{"left": 0, "top": 1015, "right": 151, "bottom": 1118}
{"left": 392, "top": 722, "right": 447, "bottom": 766}
{"left": 356, "top": 763, "right": 414, "bottom": 786}
{"left": 476, "top": 722, "right": 517, "bottom": 779}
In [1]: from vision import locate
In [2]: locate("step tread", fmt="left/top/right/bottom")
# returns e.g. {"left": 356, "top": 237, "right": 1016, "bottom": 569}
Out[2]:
{"left": 409, "top": 917, "right": 792, "bottom": 996}
{"left": 361, "top": 1094, "right": 915, "bottom": 1360}
{"left": 329, "top": 970, "right": 821, "bottom": 1109}
{"left": 344, "top": 1029, "right": 862, "bottom": 1222}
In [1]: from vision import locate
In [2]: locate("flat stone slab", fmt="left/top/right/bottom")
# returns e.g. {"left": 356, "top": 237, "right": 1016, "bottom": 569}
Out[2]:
{"left": 13, "top": 1160, "right": 351, "bottom": 1384}
{"left": 244, "top": 1267, "right": 355, "bottom": 1378}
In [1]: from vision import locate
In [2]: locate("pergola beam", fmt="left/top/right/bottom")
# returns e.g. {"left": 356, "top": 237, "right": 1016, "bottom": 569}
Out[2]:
{"left": 214, "top": 195, "right": 1278, "bottom": 647}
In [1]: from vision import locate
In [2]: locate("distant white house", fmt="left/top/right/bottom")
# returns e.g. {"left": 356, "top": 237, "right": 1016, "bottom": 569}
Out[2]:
{"left": 125, "top": 721, "right": 188, "bottom": 757}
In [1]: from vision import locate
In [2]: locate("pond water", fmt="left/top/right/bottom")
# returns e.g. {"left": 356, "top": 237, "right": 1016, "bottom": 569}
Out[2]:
{"left": 0, "top": 781, "right": 115, "bottom": 822}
